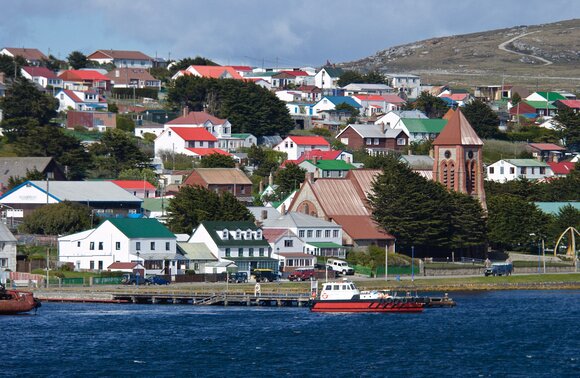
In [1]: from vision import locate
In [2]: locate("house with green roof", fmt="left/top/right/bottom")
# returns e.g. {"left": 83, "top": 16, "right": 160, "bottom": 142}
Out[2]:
{"left": 395, "top": 118, "right": 448, "bottom": 142}
{"left": 523, "top": 100, "right": 558, "bottom": 117}
{"left": 298, "top": 159, "right": 357, "bottom": 178}
{"left": 58, "top": 218, "right": 182, "bottom": 275}
{"left": 314, "top": 67, "right": 344, "bottom": 89}
{"left": 188, "top": 221, "right": 276, "bottom": 274}
{"left": 486, "top": 159, "right": 553, "bottom": 182}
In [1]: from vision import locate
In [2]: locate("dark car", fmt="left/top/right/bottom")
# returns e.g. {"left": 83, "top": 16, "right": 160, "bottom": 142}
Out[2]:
{"left": 228, "top": 272, "right": 248, "bottom": 283}
{"left": 484, "top": 263, "right": 513, "bottom": 277}
{"left": 252, "top": 269, "right": 278, "bottom": 283}
{"left": 121, "top": 273, "right": 147, "bottom": 285}
{"left": 288, "top": 269, "right": 316, "bottom": 281}
{"left": 146, "top": 276, "right": 170, "bottom": 285}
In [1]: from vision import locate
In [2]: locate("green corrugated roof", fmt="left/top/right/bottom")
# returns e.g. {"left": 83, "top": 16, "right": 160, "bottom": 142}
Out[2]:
{"left": 525, "top": 101, "right": 557, "bottom": 110}
{"left": 107, "top": 218, "right": 175, "bottom": 239}
{"left": 504, "top": 159, "right": 549, "bottom": 167}
{"left": 534, "top": 92, "right": 566, "bottom": 101}
{"left": 534, "top": 202, "right": 580, "bottom": 215}
{"left": 307, "top": 242, "right": 344, "bottom": 248}
{"left": 402, "top": 118, "right": 447, "bottom": 133}
{"left": 322, "top": 67, "right": 344, "bottom": 77}
{"left": 231, "top": 133, "right": 252, "bottom": 139}
{"left": 307, "top": 159, "right": 356, "bottom": 171}
{"left": 202, "top": 221, "right": 270, "bottom": 247}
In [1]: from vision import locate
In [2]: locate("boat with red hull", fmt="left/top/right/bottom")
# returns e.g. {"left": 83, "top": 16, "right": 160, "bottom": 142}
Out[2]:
{"left": 0, "top": 284, "right": 41, "bottom": 315}
{"left": 310, "top": 280, "right": 424, "bottom": 313}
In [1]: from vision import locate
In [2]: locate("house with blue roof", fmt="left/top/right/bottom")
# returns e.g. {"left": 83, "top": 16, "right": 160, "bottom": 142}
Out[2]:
{"left": 313, "top": 96, "right": 362, "bottom": 116}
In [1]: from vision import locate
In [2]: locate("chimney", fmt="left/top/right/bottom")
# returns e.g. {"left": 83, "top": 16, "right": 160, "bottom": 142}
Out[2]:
{"left": 313, "top": 156, "right": 319, "bottom": 165}
{"left": 183, "top": 107, "right": 189, "bottom": 117}
{"left": 261, "top": 210, "right": 268, "bottom": 220}
{"left": 380, "top": 122, "right": 385, "bottom": 133}
{"left": 408, "top": 148, "right": 413, "bottom": 156}
{"left": 346, "top": 156, "right": 351, "bottom": 164}
{"left": 280, "top": 203, "right": 286, "bottom": 215}
{"left": 259, "top": 180, "right": 264, "bottom": 193}
{"left": 115, "top": 70, "right": 120, "bottom": 78}
{"left": 429, "top": 148, "right": 434, "bottom": 158}
{"left": 268, "top": 172, "right": 274, "bottom": 187}
{"left": 307, "top": 172, "right": 314, "bottom": 183}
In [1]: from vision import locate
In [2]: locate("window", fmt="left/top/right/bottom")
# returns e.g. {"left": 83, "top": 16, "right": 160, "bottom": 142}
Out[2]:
{"left": 489, "top": 167, "right": 494, "bottom": 174}
{"left": 90, "top": 242, "right": 95, "bottom": 250}
{"left": 325, "top": 230, "right": 331, "bottom": 238}
{"left": 373, "top": 138, "right": 379, "bottom": 145}
{"left": 98, "top": 242, "right": 103, "bottom": 250}
{"left": 259, "top": 248, "right": 264, "bottom": 257}
{"left": 90, "top": 261, "right": 94, "bottom": 270}
{"left": 77, "top": 241, "right": 81, "bottom": 248}
{"left": 246, "top": 230, "right": 251, "bottom": 239}
{"left": 241, "top": 186, "right": 246, "bottom": 194}
{"left": 540, "top": 167, "right": 545, "bottom": 174}
{"left": 299, "top": 230, "right": 305, "bottom": 238}
{"left": 333, "top": 230, "right": 339, "bottom": 238}
{"left": 316, "top": 230, "right": 322, "bottom": 238}
{"left": 531, "top": 168, "right": 535, "bottom": 174}
{"left": 284, "top": 239, "right": 293, "bottom": 247}
{"left": 366, "top": 138, "right": 372, "bottom": 145}
{"left": 500, "top": 167, "right": 504, "bottom": 175}
{"left": 150, "top": 242, "right": 156, "bottom": 250}
{"left": 136, "top": 242, "right": 141, "bottom": 251}
{"left": 225, "top": 248, "right": 231, "bottom": 257}
{"left": 238, "top": 248, "right": 244, "bottom": 257}
{"left": 236, "top": 230, "right": 241, "bottom": 239}
{"left": 256, "top": 230, "right": 262, "bottom": 239}
{"left": 285, "top": 142, "right": 288, "bottom": 148}
{"left": 520, "top": 167, "right": 527, "bottom": 175}
{"left": 98, "top": 261, "right": 103, "bottom": 270}
{"left": 222, "top": 230, "right": 228, "bottom": 239}
{"left": 165, "top": 242, "right": 170, "bottom": 251}
{"left": 397, "top": 138, "right": 406, "bottom": 146}
{"left": 307, "top": 230, "right": 313, "bottom": 238}
{"left": 249, "top": 248, "right": 254, "bottom": 257}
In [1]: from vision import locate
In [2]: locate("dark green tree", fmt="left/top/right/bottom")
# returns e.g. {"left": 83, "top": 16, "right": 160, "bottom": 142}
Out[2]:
{"left": 335, "top": 102, "right": 360, "bottom": 117}
{"left": 0, "top": 79, "right": 58, "bottom": 125}
{"left": 0, "top": 54, "right": 25, "bottom": 78}
{"left": 67, "top": 51, "right": 88, "bottom": 69}
{"left": 337, "top": 70, "right": 364, "bottom": 87}
{"left": 116, "top": 115, "right": 135, "bottom": 132}
{"left": 19, "top": 201, "right": 93, "bottom": 235}
{"left": 199, "top": 153, "right": 236, "bottom": 168}
{"left": 409, "top": 92, "right": 448, "bottom": 118}
{"left": 42, "top": 55, "right": 66, "bottom": 71}
{"left": 511, "top": 92, "right": 522, "bottom": 105}
{"left": 547, "top": 205, "right": 580, "bottom": 246}
{"left": 168, "top": 56, "right": 218, "bottom": 75}
{"left": 462, "top": 99, "right": 502, "bottom": 139}
{"left": 117, "top": 168, "right": 159, "bottom": 186}
{"left": 554, "top": 108, "right": 580, "bottom": 151}
{"left": 274, "top": 163, "right": 306, "bottom": 195}
{"left": 362, "top": 71, "right": 387, "bottom": 84}
{"left": 448, "top": 191, "right": 487, "bottom": 252}
{"left": 166, "top": 185, "right": 254, "bottom": 233}
{"left": 88, "top": 129, "right": 151, "bottom": 176}
{"left": 7, "top": 169, "right": 46, "bottom": 190}
{"left": 487, "top": 195, "right": 548, "bottom": 250}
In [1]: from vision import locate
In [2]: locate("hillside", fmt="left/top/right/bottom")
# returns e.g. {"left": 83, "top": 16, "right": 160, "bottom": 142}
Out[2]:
{"left": 340, "top": 19, "right": 580, "bottom": 91}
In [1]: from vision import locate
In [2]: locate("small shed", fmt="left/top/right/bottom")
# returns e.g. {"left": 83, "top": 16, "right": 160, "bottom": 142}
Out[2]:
{"left": 107, "top": 262, "right": 145, "bottom": 277}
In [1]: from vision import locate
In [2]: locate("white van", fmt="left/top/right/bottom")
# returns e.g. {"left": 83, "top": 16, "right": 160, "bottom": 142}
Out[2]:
{"left": 326, "top": 259, "right": 354, "bottom": 275}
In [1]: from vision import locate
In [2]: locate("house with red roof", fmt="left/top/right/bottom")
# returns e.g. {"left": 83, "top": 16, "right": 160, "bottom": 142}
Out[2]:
{"left": 21, "top": 66, "right": 62, "bottom": 88}
{"left": 105, "top": 67, "right": 161, "bottom": 89}
{"left": 282, "top": 149, "right": 354, "bottom": 167}
{"left": 526, "top": 143, "right": 567, "bottom": 162}
{"left": 0, "top": 47, "right": 47, "bottom": 65}
{"left": 271, "top": 70, "right": 312, "bottom": 88}
{"left": 547, "top": 161, "right": 576, "bottom": 177}
{"left": 336, "top": 123, "right": 408, "bottom": 153}
{"left": 58, "top": 70, "right": 111, "bottom": 91}
{"left": 438, "top": 91, "right": 473, "bottom": 107}
{"left": 171, "top": 65, "right": 242, "bottom": 80}
{"left": 87, "top": 49, "right": 154, "bottom": 68}
{"left": 554, "top": 99, "right": 580, "bottom": 113}
{"left": 296, "top": 85, "right": 322, "bottom": 102}
{"left": 66, "top": 110, "right": 116, "bottom": 131}
{"left": 112, "top": 180, "right": 157, "bottom": 199}
{"left": 55, "top": 89, "right": 107, "bottom": 112}
{"left": 154, "top": 126, "right": 229, "bottom": 158}
{"left": 274, "top": 135, "right": 331, "bottom": 160}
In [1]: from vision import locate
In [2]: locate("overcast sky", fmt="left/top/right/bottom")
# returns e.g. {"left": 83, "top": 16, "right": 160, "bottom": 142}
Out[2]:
{"left": 1, "top": 0, "right": 578, "bottom": 68}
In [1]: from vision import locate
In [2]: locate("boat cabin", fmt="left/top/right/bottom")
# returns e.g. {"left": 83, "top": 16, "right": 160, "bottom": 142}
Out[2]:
{"left": 320, "top": 280, "right": 360, "bottom": 300}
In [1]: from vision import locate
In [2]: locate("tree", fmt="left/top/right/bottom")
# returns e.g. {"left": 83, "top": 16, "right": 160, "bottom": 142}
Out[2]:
{"left": 0, "top": 79, "right": 58, "bottom": 125}
{"left": 462, "top": 99, "right": 502, "bottom": 139}
{"left": 7, "top": 169, "right": 46, "bottom": 190}
{"left": 274, "top": 163, "right": 306, "bottom": 196}
{"left": 0, "top": 54, "right": 25, "bottom": 78}
{"left": 487, "top": 195, "right": 548, "bottom": 250}
{"left": 409, "top": 92, "right": 448, "bottom": 118}
{"left": 362, "top": 71, "right": 387, "bottom": 84}
{"left": 67, "top": 51, "right": 88, "bottom": 69}
{"left": 108, "top": 103, "right": 119, "bottom": 113}
{"left": 335, "top": 102, "right": 360, "bottom": 117}
{"left": 167, "top": 76, "right": 293, "bottom": 137}
{"left": 20, "top": 201, "right": 93, "bottom": 235}
{"left": 168, "top": 56, "right": 218, "bottom": 75}
{"left": 448, "top": 191, "right": 487, "bottom": 252}
{"left": 337, "top": 70, "right": 364, "bottom": 87}
{"left": 547, "top": 205, "right": 580, "bottom": 247}
{"left": 166, "top": 185, "right": 254, "bottom": 233}
{"left": 42, "top": 54, "right": 66, "bottom": 71}
{"left": 511, "top": 92, "right": 522, "bottom": 105}
{"left": 200, "top": 153, "right": 236, "bottom": 168}
{"left": 554, "top": 108, "right": 580, "bottom": 151}
{"left": 88, "top": 129, "right": 151, "bottom": 177}
{"left": 116, "top": 115, "right": 135, "bottom": 132}
{"left": 118, "top": 168, "right": 159, "bottom": 186}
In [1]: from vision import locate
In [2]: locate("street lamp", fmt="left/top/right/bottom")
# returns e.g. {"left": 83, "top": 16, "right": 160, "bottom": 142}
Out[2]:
{"left": 276, "top": 247, "right": 281, "bottom": 281}
{"left": 411, "top": 245, "right": 415, "bottom": 282}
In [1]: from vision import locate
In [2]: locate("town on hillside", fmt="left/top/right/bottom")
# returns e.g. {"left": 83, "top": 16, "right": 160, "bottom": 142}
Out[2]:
{"left": 0, "top": 47, "right": 578, "bottom": 285}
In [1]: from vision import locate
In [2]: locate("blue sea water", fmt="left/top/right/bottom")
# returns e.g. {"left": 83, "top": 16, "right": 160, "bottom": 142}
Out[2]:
{"left": 1, "top": 290, "right": 579, "bottom": 377}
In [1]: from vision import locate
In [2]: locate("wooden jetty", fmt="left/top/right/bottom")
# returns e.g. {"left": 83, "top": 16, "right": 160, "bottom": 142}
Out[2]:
{"left": 112, "top": 292, "right": 313, "bottom": 307}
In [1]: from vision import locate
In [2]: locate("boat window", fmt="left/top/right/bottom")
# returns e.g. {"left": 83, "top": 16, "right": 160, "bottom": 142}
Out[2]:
{"left": 324, "top": 285, "right": 332, "bottom": 290}
{"left": 333, "top": 285, "right": 340, "bottom": 290}
{"left": 342, "top": 285, "right": 348, "bottom": 290}
{"left": 350, "top": 284, "right": 355, "bottom": 290}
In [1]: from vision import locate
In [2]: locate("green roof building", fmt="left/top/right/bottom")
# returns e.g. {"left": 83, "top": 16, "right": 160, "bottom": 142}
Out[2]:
{"left": 398, "top": 118, "right": 448, "bottom": 142}
{"left": 299, "top": 159, "right": 357, "bottom": 178}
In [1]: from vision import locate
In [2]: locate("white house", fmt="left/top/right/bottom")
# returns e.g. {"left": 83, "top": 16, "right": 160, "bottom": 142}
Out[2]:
{"left": 111, "top": 180, "right": 157, "bottom": 199}
{"left": 188, "top": 220, "right": 275, "bottom": 275}
{"left": 375, "top": 110, "right": 428, "bottom": 128}
{"left": 342, "top": 83, "right": 393, "bottom": 96}
{"left": 55, "top": 89, "right": 106, "bottom": 112}
{"left": 58, "top": 218, "right": 181, "bottom": 275}
{"left": 263, "top": 228, "right": 315, "bottom": 273}
{"left": 314, "top": 67, "right": 344, "bottom": 89}
{"left": 87, "top": 50, "right": 154, "bottom": 68}
{"left": 0, "top": 223, "right": 17, "bottom": 278}
{"left": 276, "top": 90, "right": 302, "bottom": 103}
{"left": 274, "top": 135, "right": 331, "bottom": 160}
{"left": 312, "top": 96, "right": 362, "bottom": 117}
{"left": 154, "top": 126, "right": 221, "bottom": 157}
{"left": 386, "top": 73, "right": 421, "bottom": 99}
{"left": 486, "top": 159, "right": 554, "bottom": 182}
{"left": 21, "top": 66, "right": 62, "bottom": 89}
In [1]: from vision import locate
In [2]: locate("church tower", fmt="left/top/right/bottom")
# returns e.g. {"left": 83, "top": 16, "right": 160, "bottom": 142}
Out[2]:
{"left": 432, "top": 108, "right": 486, "bottom": 208}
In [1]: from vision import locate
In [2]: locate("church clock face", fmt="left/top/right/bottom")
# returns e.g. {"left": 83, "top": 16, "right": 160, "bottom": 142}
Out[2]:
{"left": 467, "top": 151, "right": 474, "bottom": 159}
{"left": 444, "top": 150, "right": 451, "bottom": 159}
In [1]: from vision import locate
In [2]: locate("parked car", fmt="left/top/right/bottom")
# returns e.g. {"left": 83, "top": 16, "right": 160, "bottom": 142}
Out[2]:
{"left": 121, "top": 273, "right": 147, "bottom": 285}
{"left": 251, "top": 269, "right": 278, "bottom": 283}
{"left": 484, "top": 263, "right": 513, "bottom": 277}
{"left": 288, "top": 268, "right": 316, "bottom": 281}
{"left": 228, "top": 272, "right": 248, "bottom": 283}
{"left": 146, "top": 276, "right": 170, "bottom": 285}
{"left": 326, "top": 259, "right": 355, "bottom": 275}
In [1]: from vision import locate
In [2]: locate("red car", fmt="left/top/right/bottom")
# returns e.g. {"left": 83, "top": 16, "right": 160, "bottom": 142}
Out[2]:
{"left": 288, "top": 269, "right": 316, "bottom": 281}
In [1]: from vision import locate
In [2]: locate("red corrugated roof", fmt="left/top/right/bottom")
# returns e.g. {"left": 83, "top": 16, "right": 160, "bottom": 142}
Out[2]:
{"left": 62, "top": 90, "right": 83, "bottom": 103}
{"left": 282, "top": 70, "right": 310, "bottom": 77}
{"left": 59, "top": 70, "right": 110, "bottom": 81}
{"left": 107, "top": 262, "right": 139, "bottom": 269}
{"left": 22, "top": 66, "right": 58, "bottom": 79}
{"left": 297, "top": 149, "right": 342, "bottom": 162}
{"left": 382, "top": 94, "right": 405, "bottom": 104}
{"left": 558, "top": 100, "right": 580, "bottom": 109}
{"left": 547, "top": 162, "right": 575, "bottom": 175}
{"left": 170, "top": 127, "right": 217, "bottom": 141}
{"left": 112, "top": 180, "right": 156, "bottom": 190}
{"left": 441, "top": 93, "right": 470, "bottom": 101}
{"left": 189, "top": 65, "right": 242, "bottom": 79}
{"left": 433, "top": 108, "right": 483, "bottom": 146}
{"left": 331, "top": 215, "right": 394, "bottom": 240}
{"left": 166, "top": 111, "right": 226, "bottom": 125}
{"left": 186, "top": 148, "right": 230, "bottom": 156}
{"left": 288, "top": 136, "right": 330, "bottom": 146}
{"left": 262, "top": 228, "right": 290, "bottom": 242}
{"left": 3, "top": 47, "right": 47, "bottom": 61}
{"left": 528, "top": 143, "right": 566, "bottom": 151}
{"left": 354, "top": 95, "right": 385, "bottom": 101}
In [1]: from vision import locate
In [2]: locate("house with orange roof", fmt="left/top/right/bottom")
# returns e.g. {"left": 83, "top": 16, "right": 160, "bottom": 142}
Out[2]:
{"left": 170, "top": 65, "right": 242, "bottom": 81}
{"left": 0, "top": 47, "right": 47, "bottom": 65}
{"left": 351, "top": 94, "right": 389, "bottom": 117}
{"left": 87, "top": 49, "right": 154, "bottom": 68}
{"left": 182, "top": 168, "right": 253, "bottom": 203}
{"left": 274, "top": 135, "right": 331, "bottom": 160}
{"left": 154, "top": 126, "right": 229, "bottom": 158}
{"left": 112, "top": 180, "right": 157, "bottom": 199}
{"left": 58, "top": 70, "right": 111, "bottom": 91}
